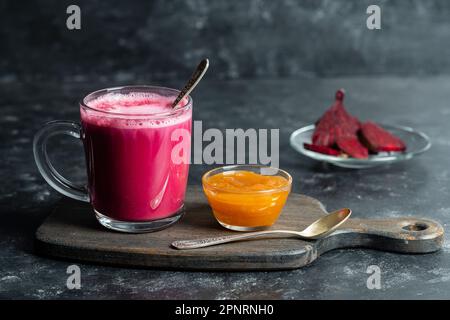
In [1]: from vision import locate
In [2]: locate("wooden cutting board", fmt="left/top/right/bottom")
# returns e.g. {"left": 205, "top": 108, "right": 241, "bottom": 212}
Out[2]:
{"left": 35, "top": 187, "right": 444, "bottom": 271}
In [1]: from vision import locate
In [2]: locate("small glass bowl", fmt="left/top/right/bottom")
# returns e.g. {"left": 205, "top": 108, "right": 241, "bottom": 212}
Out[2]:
{"left": 290, "top": 124, "right": 431, "bottom": 169}
{"left": 202, "top": 165, "right": 292, "bottom": 231}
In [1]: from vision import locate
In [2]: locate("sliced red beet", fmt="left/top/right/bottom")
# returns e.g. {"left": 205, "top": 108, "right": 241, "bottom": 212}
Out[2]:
{"left": 312, "top": 127, "right": 335, "bottom": 147}
{"left": 333, "top": 90, "right": 360, "bottom": 135}
{"left": 312, "top": 89, "right": 360, "bottom": 147}
{"left": 336, "top": 137, "right": 369, "bottom": 159}
{"left": 313, "top": 107, "right": 337, "bottom": 146}
{"left": 304, "top": 143, "right": 340, "bottom": 156}
{"left": 360, "top": 121, "right": 406, "bottom": 152}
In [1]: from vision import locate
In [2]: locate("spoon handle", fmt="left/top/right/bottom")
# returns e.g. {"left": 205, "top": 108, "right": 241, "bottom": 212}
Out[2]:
{"left": 172, "top": 58, "right": 209, "bottom": 109}
{"left": 171, "top": 230, "right": 302, "bottom": 250}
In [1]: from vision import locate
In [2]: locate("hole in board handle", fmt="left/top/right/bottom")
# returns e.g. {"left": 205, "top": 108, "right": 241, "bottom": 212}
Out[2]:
{"left": 402, "top": 223, "right": 428, "bottom": 232}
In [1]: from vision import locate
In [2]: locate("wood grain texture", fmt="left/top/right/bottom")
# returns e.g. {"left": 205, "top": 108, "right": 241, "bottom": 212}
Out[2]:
{"left": 35, "top": 187, "right": 444, "bottom": 271}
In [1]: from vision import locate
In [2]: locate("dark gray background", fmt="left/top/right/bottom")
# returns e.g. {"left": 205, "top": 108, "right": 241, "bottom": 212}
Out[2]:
{"left": 2, "top": 0, "right": 450, "bottom": 82}
{"left": 1, "top": 0, "right": 450, "bottom": 300}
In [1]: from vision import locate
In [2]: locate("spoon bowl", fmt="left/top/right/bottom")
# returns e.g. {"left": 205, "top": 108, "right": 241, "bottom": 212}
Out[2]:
{"left": 172, "top": 208, "right": 352, "bottom": 249}
{"left": 301, "top": 208, "right": 351, "bottom": 239}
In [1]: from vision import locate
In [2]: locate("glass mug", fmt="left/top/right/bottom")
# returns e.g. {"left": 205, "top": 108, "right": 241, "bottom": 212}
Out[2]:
{"left": 33, "top": 86, "right": 192, "bottom": 232}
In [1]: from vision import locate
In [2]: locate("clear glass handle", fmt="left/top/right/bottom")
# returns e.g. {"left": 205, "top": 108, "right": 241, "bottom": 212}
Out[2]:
{"left": 33, "top": 120, "right": 89, "bottom": 202}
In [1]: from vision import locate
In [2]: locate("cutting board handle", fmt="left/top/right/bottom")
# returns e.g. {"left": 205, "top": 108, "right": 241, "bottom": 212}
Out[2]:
{"left": 334, "top": 217, "right": 444, "bottom": 254}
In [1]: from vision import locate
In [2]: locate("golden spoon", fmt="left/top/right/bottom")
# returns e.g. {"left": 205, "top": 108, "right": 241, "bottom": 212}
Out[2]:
{"left": 172, "top": 208, "right": 351, "bottom": 250}
{"left": 172, "top": 58, "right": 209, "bottom": 109}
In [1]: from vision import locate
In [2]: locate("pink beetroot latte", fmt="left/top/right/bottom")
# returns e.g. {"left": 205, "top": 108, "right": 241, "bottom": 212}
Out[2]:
{"left": 80, "top": 86, "right": 192, "bottom": 228}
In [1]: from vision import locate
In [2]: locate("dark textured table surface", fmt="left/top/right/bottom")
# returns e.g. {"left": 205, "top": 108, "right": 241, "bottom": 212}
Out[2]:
{"left": 1, "top": 77, "right": 449, "bottom": 299}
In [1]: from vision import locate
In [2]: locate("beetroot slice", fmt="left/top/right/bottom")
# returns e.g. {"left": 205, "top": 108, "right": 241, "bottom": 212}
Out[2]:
{"left": 312, "top": 107, "right": 337, "bottom": 147}
{"left": 361, "top": 121, "right": 406, "bottom": 152}
{"left": 312, "top": 89, "right": 360, "bottom": 147}
{"left": 337, "top": 137, "right": 369, "bottom": 159}
{"left": 304, "top": 143, "right": 340, "bottom": 156}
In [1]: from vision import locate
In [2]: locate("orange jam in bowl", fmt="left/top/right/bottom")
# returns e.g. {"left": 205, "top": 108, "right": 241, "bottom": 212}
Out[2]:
{"left": 202, "top": 165, "right": 292, "bottom": 231}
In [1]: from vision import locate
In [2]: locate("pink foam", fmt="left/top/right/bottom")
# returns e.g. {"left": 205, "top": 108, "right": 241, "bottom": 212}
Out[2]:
{"left": 81, "top": 92, "right": 191, "bottom": 128}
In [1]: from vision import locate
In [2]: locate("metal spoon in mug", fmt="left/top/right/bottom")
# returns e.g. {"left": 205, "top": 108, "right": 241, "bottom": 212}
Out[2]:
{"left": 172, "top": 208, "right": 351, "bottom": 250}
{"left": 171, "top": 58, "right": 209, "bottom": 109}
